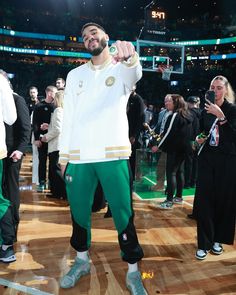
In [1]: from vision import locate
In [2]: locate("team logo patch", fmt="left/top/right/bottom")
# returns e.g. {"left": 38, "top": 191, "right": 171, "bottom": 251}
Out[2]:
{"left": 105, "top": 76, "right": 115, "bottom": 86}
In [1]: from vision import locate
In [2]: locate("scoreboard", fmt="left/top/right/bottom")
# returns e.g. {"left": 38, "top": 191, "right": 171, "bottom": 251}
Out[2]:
{"left": 143, "top": 7, "right": 167, "bottom": 41}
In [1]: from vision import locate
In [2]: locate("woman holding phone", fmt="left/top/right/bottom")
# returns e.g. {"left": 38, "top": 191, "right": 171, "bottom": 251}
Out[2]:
{"left": 195, "top": 75, "right": 236, "bottom": 260}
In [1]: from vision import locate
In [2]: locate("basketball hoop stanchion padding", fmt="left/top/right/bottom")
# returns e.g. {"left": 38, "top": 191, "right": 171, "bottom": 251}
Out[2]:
{"left": 158, "top": 65, "right": 173, "bottom": 81}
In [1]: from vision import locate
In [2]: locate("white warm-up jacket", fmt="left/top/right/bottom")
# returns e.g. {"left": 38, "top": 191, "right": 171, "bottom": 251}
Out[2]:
{"left": 59, "top": 54, "right": 142, "bottom": 165}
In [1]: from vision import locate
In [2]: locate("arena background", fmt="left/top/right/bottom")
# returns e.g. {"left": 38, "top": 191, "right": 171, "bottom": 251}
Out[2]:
{"left": 0, "top": 1, "right": 236, "bottom": 294}
{"left": 0, "top": 0, "right": 236, "bottom": 106}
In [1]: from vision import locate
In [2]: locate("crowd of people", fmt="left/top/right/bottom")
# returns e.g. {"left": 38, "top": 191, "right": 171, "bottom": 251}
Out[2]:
{"left": 0, "top": 21, "right": 236, "bottom": 295}
{"left": 2, "top": 1, "right": 236, "bottom": 40}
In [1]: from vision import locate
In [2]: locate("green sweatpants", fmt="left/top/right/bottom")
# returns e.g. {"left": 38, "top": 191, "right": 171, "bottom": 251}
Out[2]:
{"left": 65, "top": 160, "right": 144, "bottom": 264}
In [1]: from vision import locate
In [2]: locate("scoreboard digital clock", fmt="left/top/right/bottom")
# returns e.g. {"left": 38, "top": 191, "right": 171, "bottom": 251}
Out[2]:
{"left": 151, "top": 10, "right": 165, "bottom": 19}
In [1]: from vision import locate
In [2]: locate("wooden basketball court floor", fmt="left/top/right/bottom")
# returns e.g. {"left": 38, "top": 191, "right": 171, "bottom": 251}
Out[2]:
{"left": 0, "top": 156, "right": 235, "bottom": 295}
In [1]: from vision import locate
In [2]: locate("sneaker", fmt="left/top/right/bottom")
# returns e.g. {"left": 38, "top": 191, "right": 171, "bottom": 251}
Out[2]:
{"left": 173, "top": 197, "right": 183, "bottom": 204}
{"left": 60, "top": 257, "right": 90, "bottom": 289}
{"left": 211, "top": 242, "right": 223, "bottom": 255}
{"left": 126, "top": 271, "right": 148, "bottom": 295}
{"left": 0, "top": 246, "right": 16, "bottom": 263}
{"left": 195, "top": 249, "right": 208, "bottom": 260}
{"left": 159, "top": 200, "right": 173, "bottom": 209}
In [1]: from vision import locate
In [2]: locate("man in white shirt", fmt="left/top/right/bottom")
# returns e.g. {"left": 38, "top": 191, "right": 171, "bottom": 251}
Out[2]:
{"left": 59, "top": 23, "right": 148, "bottom": 295}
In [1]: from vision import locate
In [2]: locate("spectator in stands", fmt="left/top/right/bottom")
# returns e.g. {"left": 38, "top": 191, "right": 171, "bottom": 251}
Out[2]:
{"left": 150, "top": 94, "right": 193, "bottom": 209}
{"left": 41, "top": 90, "right": 67, "bottom": 199}
{"left": 0, "top": 71, "right": 17, "bottom": 263}
{"left": 55, "top": 78, "right": 65, "bottom": 90}
{"left": 32, "top": 85, "right": 57, "bottom": 192}
{"left": 2, "top": 72, "right": 31, "bottom": 242}
{"left": 58, "top": 23, "right": 147, "bottom": 294}
{"left": 195, "top": 75, "right": 236, "bottom": 260}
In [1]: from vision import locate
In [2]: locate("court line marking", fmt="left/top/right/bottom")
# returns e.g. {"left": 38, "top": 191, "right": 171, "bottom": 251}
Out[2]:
{"left": 0, "top": 278, "right": 53, "bottom": 295}
{"left": 143, "top": 176, "right": 156, "bottom": 185}
{"left": 133, "top": 191, "right": 166, "bottom": 201}
{"left": 133, "top": 191, "right": 143, "bottom": 200}
{"left": 183, "top": 200, "right": 193, "bottom": 207}
{"left": 135, "top": 176, "right": 194, "bottom": 207}
{"left": 134, "top": 191, "right": 194, "bottom": 207}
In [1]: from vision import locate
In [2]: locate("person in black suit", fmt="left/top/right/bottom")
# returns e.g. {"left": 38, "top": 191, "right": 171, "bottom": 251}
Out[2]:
{"left": 32, "top": 86, "right": 57, "bottom": 191}
{"left": 0, "top": 70, "right": 17, "bottom": 263}
{"left": 184, "top": 96, "right": 201, "bottom": 189}
{"left": 3, "top": 88, "right": 31, "bottom": 240}
{"left": 127, "top": 87, "right": 146, "bottom": 179}
{"left": 27, "top": 86, "right": 39, "bottom": 116}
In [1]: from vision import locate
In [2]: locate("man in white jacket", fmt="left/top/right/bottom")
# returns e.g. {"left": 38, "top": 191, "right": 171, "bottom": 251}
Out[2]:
{"left": 0, "top": 71, "right": 17, "bottom": 263}
{"left": 59, "top": 23, "right": 148, "bottom": 294}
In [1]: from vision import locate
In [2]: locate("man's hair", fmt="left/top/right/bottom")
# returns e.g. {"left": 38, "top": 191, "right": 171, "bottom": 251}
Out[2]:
{"left": 29, "top": 86, "right": 38, "bottom": 91}
{"left": 81, "top": 22, "right": 106, "bottom": 35}
{"left": 46, "top": 85, "right": 57, "bottom": 93}
{"left": 56, "top": 77, "right": 65, "bottom": 84}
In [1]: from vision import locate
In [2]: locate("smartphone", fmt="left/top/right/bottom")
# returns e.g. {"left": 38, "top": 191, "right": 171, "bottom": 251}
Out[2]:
{"left": 205, "top": 90, "right": 215, "bottom": 104}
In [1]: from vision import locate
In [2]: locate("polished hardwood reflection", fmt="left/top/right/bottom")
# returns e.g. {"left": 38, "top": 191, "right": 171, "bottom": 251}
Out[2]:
{"left": 0, "top": 154, "right": 235, "bottom": 295}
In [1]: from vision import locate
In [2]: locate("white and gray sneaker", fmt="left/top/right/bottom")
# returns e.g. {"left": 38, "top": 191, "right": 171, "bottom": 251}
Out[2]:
{"left": 195, "top": 249, "right": 208, "bottom": 260}
{"left": 60, "top": 257, "right": 90, "bottom": 289}
{"left": 211, "top": 242, "right": 223, "bottom": 255}
{"left": 126, "top": 271, "right": 148, "bottom": 295}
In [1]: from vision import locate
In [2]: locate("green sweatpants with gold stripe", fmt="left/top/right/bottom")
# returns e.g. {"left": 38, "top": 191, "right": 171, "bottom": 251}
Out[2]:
{"left": 65, "top": 160, "right": 144, "bottom": 264}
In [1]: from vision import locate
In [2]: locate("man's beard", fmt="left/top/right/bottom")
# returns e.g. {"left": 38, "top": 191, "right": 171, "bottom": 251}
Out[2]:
{"left": 89, "top": 37, "right": 107, "bottom": 56}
